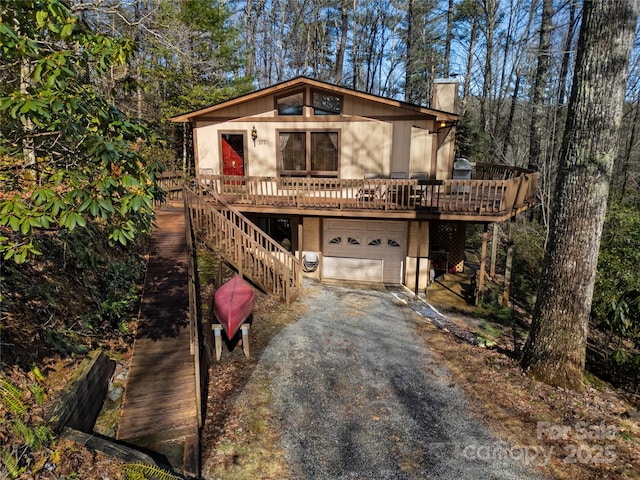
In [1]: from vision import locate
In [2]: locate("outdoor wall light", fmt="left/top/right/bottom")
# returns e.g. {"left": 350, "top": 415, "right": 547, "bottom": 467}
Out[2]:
{"left": 440, "top": 120, "right": 446, "bottom": 128}
{"left": 251, "top": 125, "right": 258, "bottom": 146}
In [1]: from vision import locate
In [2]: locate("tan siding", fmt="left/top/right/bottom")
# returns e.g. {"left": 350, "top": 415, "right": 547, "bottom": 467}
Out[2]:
{"left": 410, "top": 126, "right": 431, "bottom": 175}
{"left": 343, "top": 121, "right": 390, "bottom": 178}
{"left": 303, "top": 217, "right": 321, "bottom": 251}
{"left": 215, "top": 96, "right": 275, "bottom": 117}
{"left": 343, "top": 95, "right": 429, "bottom": 118}
{"left": 193, "top": 93, "right": 447, "bottom": 180}
{"left": 195, "top": 124, "right": 218, "bottom": 173}
{"left": 390, "top": 121, "right": 412, "bottom": 174}
{"left": 197, "top": 117, "right": 399, "bottom": 179}
{"left": 437, "top": 129, "right": 455, "bottom": 179}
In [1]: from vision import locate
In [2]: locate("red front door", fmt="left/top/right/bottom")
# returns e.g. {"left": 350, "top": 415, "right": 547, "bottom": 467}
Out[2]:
{"left": 221, "top": 134, "right": 245, "bottom": 177}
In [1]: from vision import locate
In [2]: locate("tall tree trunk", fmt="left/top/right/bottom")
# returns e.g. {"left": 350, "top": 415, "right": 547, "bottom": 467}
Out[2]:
{"left": 444, "top": 0, "right": 454, "bottom": 76}
{"left": 461, "top": 13, "right": 477, "bottom": 116}
{"left": 244, "top": 0, "right": 256, "bottom": 78}
{"left": 351, "top": 0, "right": 359, "bottom": 89}
{"left": 134, "top": 0, "right": 143, "bottom": 119}
{"left": 619, "top": 97, "right": 640, "bottom": 200}
{"left": 480, "top": 0, "right": 497, "bottom": 131}
{"left": 528, "top": 0, "right": 553, "bottom": 171}
{"left": 405, "top": 0, "right": 415, "bottom": 102}
{"left": 521, "top": 0, "right": 640, "bottom": 392}
{"left": 334, "top": 0, "right": 349, "bottom": 84}
{"left": 557, "top": 1, "right": 578, "bottom": 106}
{"left": 501, "top": 73, "right": 521, "bottom": 162}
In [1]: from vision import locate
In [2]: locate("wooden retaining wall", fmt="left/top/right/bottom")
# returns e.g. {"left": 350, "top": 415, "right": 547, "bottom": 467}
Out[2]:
{"left": 49, "top": 350, "right": 115, "bottom": 434}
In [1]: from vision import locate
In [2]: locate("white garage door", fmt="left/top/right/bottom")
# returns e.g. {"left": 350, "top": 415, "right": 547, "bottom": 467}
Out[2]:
{"left": 322, "top": 219, "right": 407, "bottom": 284}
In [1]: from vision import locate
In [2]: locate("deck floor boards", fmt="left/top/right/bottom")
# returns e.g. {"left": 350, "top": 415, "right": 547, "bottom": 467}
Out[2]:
{"left": 117, "top": 207, "right": 198, "bottom": 451}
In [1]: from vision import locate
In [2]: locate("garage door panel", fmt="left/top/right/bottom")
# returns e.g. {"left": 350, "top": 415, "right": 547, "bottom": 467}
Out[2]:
{"left": 323, "top": 257, "right": 383, "bottom": 283}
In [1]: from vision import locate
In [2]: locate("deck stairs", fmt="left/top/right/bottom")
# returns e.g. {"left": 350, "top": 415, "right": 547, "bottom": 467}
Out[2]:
{"left": 184, "top": 185, "right": 301, "bottom": 303}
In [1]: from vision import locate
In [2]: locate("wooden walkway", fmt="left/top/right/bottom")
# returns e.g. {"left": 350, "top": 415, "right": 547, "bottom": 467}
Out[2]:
{"left": 117, "top": 207, "right": 199, "bottom": 476}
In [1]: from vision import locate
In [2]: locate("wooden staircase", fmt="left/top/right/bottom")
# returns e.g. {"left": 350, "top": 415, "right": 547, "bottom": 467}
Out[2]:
{"left": 184, "top": 186, "right": 301, "bottom": 303}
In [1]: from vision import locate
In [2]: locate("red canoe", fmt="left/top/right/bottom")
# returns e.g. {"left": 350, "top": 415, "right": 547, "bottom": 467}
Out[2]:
{"left": 214, "top": 275, "right": 254, "bottom": 339}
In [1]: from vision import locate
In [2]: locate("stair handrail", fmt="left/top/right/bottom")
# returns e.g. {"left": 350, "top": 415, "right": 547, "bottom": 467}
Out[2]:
{"left": 185, "top": 183, "right": 301, "bottom": 303}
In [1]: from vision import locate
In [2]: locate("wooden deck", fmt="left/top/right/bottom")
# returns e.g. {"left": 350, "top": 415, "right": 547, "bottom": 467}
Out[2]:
{"left": 117, "top": 207, "right": 199, "bottom": 475}
{"left": 189, "top": 170, "right": 538, "bottom": 222}
{"left": 159, "top": 163, "right": 538, "bottom": 222}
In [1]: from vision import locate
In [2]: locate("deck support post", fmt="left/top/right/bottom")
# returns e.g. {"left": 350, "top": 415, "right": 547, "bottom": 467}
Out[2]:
{"left": 502, "top": 220, "right": 514, "bottom": 307}
{"left": 490, "top": 223, "right": 498, "bottom": 278}
{"left": 476, "top": 223, "right": 489, "bottom": 306}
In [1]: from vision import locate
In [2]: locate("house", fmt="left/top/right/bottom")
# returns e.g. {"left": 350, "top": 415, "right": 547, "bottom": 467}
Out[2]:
{"left": 170, "top": 76, "right": 537, "bottom": 300}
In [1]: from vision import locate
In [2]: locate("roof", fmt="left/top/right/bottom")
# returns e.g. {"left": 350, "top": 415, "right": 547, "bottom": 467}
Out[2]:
{"left": 169, "top": 76, "right": 460, "bottom": 123}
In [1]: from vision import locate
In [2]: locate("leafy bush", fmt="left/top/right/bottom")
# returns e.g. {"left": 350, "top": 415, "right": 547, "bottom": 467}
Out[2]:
{"left": 511, "top": 223, "right": 545, "bottom": 312}
{"left": 0, "top": 0, "right": 164, "bottom": 264}
{"left": 590, "top": 199, "right": 640, "bottom": 388}
{"left": 592, "top": 200, "right": 640, "bottom": 326}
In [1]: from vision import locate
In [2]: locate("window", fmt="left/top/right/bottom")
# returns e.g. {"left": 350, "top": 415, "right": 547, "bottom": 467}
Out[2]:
{"left": 347, "top": 237, "right": 360, "bottom": 245}
{"left": 279, "top": 130, "right": 339, "bottom": 177}
{"left": 276, "top": 91, "right": 304, "bottom": 115}
{"left": 387, "top": 239, "right": 401, "bottom": 247}
{"left": 368, "top": 239, "right": 382, "bottom": 246}
{"left": 311, "top": 132, "right": 338, "bottom": 171}
{"left": 313, "top": 91, "right": 341, "bottom": 115}
{"left": 280, "top": 133, "right": 305, "bottom": 171}
{"left": 329, "top": 236, "right": 342, "bottom": 244}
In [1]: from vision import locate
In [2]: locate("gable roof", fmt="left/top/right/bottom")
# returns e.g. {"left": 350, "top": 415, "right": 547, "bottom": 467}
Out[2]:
{"left": 169, "top": 76, "right": 460, "bottom": 123}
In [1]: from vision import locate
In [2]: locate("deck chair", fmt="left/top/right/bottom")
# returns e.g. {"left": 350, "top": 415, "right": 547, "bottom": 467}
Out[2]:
{"left": 390, "top": 172, "right": 408, "bottom": 179}
{"left": 408, "top": 172, "right": 430, "bottom": 205}
{"left": 357, "top": 172, "right": 382, "bottom": 201}
{"left": 384, "top": 172, "right": 409, "bottom": 204}
{"left": 410, "top": 172, "right": 429, "bottom": 180}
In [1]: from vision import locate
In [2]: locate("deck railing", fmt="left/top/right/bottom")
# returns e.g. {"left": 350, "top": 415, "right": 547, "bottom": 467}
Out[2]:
{"left": 156, "top": 170, "right": 185, "bottom": 205}
{"left": 185, "top": 186, "right": 301, "bottom": 304}
{"left": 183, "top": 194, "right": 203, "bottom": 427}
{"left": 196, "top": 170, "right": 538, "bottom": 217}
{"left": 473, "top": 162, "right": 534, "bottom": 180}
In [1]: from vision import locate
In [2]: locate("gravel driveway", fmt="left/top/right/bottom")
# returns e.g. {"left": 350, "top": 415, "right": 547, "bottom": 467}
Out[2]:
{"left": 257, "top": 280, "right": 548, "bottom": 480}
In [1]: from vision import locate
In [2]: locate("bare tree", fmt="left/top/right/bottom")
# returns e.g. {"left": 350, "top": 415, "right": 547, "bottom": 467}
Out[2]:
{"left": 556, "top": 0, "right": 579, "bottom": 106}
{"left": 334, "top": 0, "right": 349, "bottom": 84}
{"left": 479, "top": 0, "right": 498, "bottom": 131}
{"left": 444, "top": 0, "right": 455, "bottom": 75}
{"left": 528, "top": 0, "right": 553, "bottom": 171}
{"left": 458, "top": 0, "right": 479, "bottom": 116}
